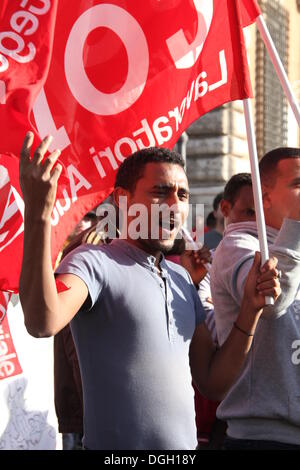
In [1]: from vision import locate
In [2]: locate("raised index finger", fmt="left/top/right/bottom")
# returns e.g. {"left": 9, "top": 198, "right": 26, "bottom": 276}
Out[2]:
{"left": 20, "top": 131, "right": 34, "bottom": 164}
{"left": 31, "top": 134, "right": 53, "bottom": 165}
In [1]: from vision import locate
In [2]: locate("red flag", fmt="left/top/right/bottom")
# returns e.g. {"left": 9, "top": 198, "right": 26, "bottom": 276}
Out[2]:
{"left": 0, "top": 154, "right": 24, "bottom": 291}
{"left": 0, "top": 0, "right": 58, "bottom": 154}
{"left": 0, "top": 291, "right": 23, "bottom": 380}
{"left": 240, "top": 0, "right": 261, "bottom": 27}
{"left": 0, "top": 0, "right": 254, "bottom": 292}
{"left": 0, "top": 1, "right": 58, "bottom": 291}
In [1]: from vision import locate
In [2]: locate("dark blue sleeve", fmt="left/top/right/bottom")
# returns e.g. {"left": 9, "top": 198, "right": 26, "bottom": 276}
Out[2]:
{"left": 191, "top": 284, "right": 206, "bottom": 325}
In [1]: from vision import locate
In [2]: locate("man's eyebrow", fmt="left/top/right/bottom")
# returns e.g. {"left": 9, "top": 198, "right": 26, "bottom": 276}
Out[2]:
{"left": 290, "top": 177, "right": 300, "bottom": 185}
{"left": 152, "top": 184, "right": 189, "bottom": 194}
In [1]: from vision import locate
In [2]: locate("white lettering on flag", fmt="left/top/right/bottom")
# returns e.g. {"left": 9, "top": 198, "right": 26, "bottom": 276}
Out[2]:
{"left": 64, "top": 4, "right": 149, "bottom": 115}
{"left": 166, "top": 0, "right": 213, "bottom": 69}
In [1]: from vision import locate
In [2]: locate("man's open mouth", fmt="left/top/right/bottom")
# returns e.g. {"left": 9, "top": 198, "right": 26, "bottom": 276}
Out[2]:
{"left": 158, "top": 212, "right": 180, "bottom": 237}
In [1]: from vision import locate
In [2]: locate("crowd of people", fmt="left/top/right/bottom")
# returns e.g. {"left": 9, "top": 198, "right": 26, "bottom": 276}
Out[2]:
{"left": 17, "top": 132, "right": 300, "bottom": 450}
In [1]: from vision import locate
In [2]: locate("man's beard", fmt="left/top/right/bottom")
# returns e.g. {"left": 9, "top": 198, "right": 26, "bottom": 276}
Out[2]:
{"left": 137, "top": 236, "right": 177, "bottom": 256}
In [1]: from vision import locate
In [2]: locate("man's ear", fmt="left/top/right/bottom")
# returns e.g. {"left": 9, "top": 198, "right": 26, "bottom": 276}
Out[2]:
{"left": 220, "top": 199, "right": 231, "bottom": 218}
{"left": 113, "top": 187, "right": 129, "bottom": 209}
{"left": 261, "top": 185, "right": 272, "bottom": 210}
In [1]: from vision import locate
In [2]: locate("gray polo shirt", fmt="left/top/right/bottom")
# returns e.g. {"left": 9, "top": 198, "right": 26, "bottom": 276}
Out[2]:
{"left": 56, "top": 239, "right": 205, "bottom": 450}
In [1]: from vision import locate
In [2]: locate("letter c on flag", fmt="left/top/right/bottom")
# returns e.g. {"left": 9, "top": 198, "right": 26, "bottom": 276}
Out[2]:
{"left": 166, "top": 0, "right": 213, "bottom": 69}
{"left": 64, "top": 4, "right": 149, "bottom": 116}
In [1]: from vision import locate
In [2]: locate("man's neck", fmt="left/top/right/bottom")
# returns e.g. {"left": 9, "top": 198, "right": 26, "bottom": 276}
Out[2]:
{"left": 124, "top": 237, "right": 162, "bottom": 266}
{"left": 264, "top": 212, "right": 282, "bottom": 231}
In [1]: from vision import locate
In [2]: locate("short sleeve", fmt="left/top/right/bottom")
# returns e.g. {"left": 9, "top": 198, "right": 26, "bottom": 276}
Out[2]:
{"left": 192, "top": 285, "right": 206, "bottom": 325}
{"left": 177, "top": 265, "right": 206, "bottom": 325}
{"left": 55, "top": 244, "right": 106, "bottom": 309}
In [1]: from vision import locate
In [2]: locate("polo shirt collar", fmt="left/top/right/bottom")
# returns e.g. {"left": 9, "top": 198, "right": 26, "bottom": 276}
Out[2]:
{"left": 111, "top": 238, "right": 168, "bottom": 271}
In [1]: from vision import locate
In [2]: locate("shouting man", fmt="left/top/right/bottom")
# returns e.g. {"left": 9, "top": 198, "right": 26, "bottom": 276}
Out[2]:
{"left": 19, "top": 133, "right": 280, "bottom": 450}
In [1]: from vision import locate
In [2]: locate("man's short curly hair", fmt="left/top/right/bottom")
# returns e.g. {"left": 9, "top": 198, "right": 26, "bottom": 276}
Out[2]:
{"left": 259, "top": 147, "right": 300, "bottom": 187}
{"left": 114, "top": 146, "right": 185, "bottom": 193}
{"left": 223, "top": 173, "right": 252, "bottom": 204}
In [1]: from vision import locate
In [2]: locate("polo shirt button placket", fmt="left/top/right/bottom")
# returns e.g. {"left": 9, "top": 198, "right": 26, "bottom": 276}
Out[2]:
{"left": 169, "top": 318, "right": 174, "bottom": 342}
{"left": 166, "top": 297, "right": 174, "bottom": 340}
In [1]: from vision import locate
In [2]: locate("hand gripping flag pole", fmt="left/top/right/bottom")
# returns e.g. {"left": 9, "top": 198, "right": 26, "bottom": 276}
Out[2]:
{"left": 243, "top": 98, "right": 273, "bottom": 306}
{"left": 243, "top": 4, "right": 300, "bottom": 305}
{"left": 239, "top": 0, "right": 274, "bottom": 305}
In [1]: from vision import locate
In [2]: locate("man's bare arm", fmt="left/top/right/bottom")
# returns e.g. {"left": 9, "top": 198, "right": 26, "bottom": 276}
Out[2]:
{"left": 190, "top": 253, "right": 281, "bottom": 401}
{"left": 19, "top": 132, "right": 88, "bottom": 337}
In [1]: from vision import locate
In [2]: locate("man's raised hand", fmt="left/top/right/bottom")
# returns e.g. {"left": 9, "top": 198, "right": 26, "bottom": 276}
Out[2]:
{"left": 19, "top": 132, "right": 62, "bottom": 222}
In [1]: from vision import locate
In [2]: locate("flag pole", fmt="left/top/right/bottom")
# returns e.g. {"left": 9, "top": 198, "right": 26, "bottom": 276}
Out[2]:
{"left": 243, "top": 98, "right": 273, "bottom": 305}
{"left": 256, "top": 15, "right": 300, "bottom": 127}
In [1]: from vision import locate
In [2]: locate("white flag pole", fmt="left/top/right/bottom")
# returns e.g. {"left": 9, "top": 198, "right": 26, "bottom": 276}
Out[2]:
{"left": 243, "top": 98, "right": 273, "bottom": 305}
{"left": 256, "top": 15, "right": 300, "bottom": 127}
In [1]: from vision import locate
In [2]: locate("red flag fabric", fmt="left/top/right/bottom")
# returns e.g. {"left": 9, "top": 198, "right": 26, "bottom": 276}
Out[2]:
{"left": 0, "top": 0, "right": 254, "bottom": 292}
{"left": 0, "top": 0, "right": 58, "bottom": 154}
{"left": 0, "top": 1, "right": 58, "bottom": 291}
{"left": 240, "top": 0, "right": 261, "bottom": 27}
{"left": 0, "top": 154, "right": 24, "bottom": 291}
{"left": 0, "top": 291, "right": 23, "bottom": 380}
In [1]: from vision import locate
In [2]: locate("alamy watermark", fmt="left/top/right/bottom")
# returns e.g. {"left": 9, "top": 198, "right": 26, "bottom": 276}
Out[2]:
{"left": 94, "top": 196, "right": 205, "bottom": 250}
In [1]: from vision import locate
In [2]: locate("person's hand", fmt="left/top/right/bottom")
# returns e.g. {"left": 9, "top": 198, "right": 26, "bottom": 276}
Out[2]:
{"left": 180, "top": 245, "right": 212, "bottom": 285}
{"left": 243, "top": 252, "right": 281, "bottom": 314}
{"left": 19, "top": 132, "right": 62, "bottom": 222}
{"left": 83, "top": 228, "right": 103, "bottom": 245}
